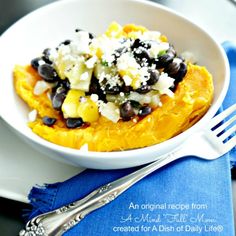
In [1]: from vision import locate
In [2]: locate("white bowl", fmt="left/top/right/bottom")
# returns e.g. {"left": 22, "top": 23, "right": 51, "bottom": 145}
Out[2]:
{"left": 0, "top": 0, "right": 229, "bottom": 169}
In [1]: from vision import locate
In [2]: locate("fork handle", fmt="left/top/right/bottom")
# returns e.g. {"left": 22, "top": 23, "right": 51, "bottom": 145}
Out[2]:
{"left": 19, "top": 151, "right": 183, "bottom": 236}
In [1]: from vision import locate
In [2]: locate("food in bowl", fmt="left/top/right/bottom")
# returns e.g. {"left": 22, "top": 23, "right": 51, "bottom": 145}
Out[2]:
{"left": 14, "top": 22, "right": 214, "bottom": 151}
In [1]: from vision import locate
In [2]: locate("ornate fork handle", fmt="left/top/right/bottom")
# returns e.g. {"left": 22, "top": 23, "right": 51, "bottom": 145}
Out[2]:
{"left": 20, "top": 145, "right": 191, "bottom": 236}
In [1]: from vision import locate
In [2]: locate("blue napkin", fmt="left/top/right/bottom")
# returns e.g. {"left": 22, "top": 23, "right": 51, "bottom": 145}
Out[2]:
{"left": 25, "top": 43, "right": 236, "bottom": 236}
{"left": 222, "top": 41, "right": 236, "bottom": 167}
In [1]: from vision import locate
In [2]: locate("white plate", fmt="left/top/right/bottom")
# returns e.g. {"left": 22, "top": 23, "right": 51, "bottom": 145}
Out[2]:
{"left": 0, "top": 118, "right": 83, "bottom": 203}
{"left": 0, "top": 0, "right": 229, "bottom": 169}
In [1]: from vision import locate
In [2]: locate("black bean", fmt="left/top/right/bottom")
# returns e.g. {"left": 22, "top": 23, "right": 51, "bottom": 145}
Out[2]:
{"left": 54, "top": 78, "right": 70, "bottom": 91}
{"left": 66, "top": 118, "right": 84, "bottom": 128}
{"left": 139, "top": 106, "right": 152, "bottom": 117}
{"left": 164, "top": 61, "right": 181, "bottom": 77}
{"left": 135, "top": 84, "right": 151, "bottom": 94}
{"left": 61, "top": 78, "right": 71, "bottom": 90}
{"left": 116, "top": 47, "right": 128, "bottom": 54}
{"left": 113, "top": 47, "right": 128, "bottom": 63}
{"left": 131, "top": 39, "right": 151, "bottom": 50}
{"left": 149, "top": 58, "right": 159, "bottom": 68}
{"left": 89, "top": 32, "right": 96, "bottom": 39}
{"left": 131, "top": 38, "right": 142, "bottom": 50}
{"left": 141, "top": 41, "right": 152, "bottom": 49}
{"left": 60, "top": 39, "right": 71, "bottom": 46}
{"left": 133, "top": 47, "right": 150, "bottom": 63}
{"left": 52, "top": 87, "right": 67, "bottom": 110}
{"left": 87, "top": 76, "right": 107, "bottom": 101}
{"left": 120, "top": 101, "right": 135, "bottom": 121}
{"left": 104, "top": 85, "right": 121, "bottom": 95}
{"left": 169, "top": 83, "right": 178, "bottom": 92}
{"left": 167, "top": 45, "right": 176, "bottom": 57}
{"left": 115, "top": 47, "right": 124, "bottom": 55}
{"left": 130, "top": 100, "right": 141, "bottom": 109}
{"left": 31, "top": 57, "right": 44, "bottom": 70}
{"left": 88, "top": 76, "right": 100, "bottom": 94}
{"left": 42, "top": 116, "right": 56, "bottom": 126}
{"left": 52, "top": 92, "right": 66, "bottom": 110}
{"left": 157, "top": 52, "right": 174, "bottom": 67}
{"left": 38, "top": 64, "right": 59, "bottom": 83}
{"left": 42, "top": 48, "right": 52, "bottom": 64}
{"left": 51, "top": 83, "right": 59, "bottom": 95}
{"left": 98, "top": 91, "right": 107, "bottom": 102}
{"left": 147, "top": 70, "right": 159, "bottom": 85}
{"left": 151, "top": 51, "right": 175, "bottom": 69}
{"left": 174, "top": 62, "right": 187, "bottom": 82}
{"left": 168, "top": 62, "right": 187, "bottom": 92}
{"left": 122, "top": 85, "right": 133, "bottom": 93}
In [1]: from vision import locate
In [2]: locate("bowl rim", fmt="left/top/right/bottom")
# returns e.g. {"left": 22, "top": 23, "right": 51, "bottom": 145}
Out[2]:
{"left": 0, "top": 0, "right": 230, "bottom": 160}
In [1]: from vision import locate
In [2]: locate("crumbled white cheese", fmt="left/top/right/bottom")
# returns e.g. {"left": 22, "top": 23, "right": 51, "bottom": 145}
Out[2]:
{"left": 149, "top": 42, "right": 169, "bottom": 58}
{"left": 117, "top": 52, "right": 140, "bottom": 71}
{"left": 123, "top": 75, "right": 132, "bottom": 86}
{"left": 102, "top": 53, "right": 115, "bottom": 66}
{"left": 28, "top": 109, "right": 37, "bottom": 122}
{"left": 74, "top": 31, "right": 90, "bottom": 54}
{"left": 122, "top": 39, "right": 132, "bottom": 49}
{"left": 120, "top": 92, "right": 125, "bottom": 97}
{"left": 164, "top": 89, "right": 174, "bottom": 98}
{"left": 85, "top": 56, "right": 97, "bottom": 69}
{"left": 104, "top": 74, "right": 122, "bottom": 88}
{"left": 90, "top": 94, "right": 99, "bottom": 102}
{"left": 34, "top": 80, "right": 53, "bottom": 95}
{"left": 141, "top": 31, "right": 161, "bottom": 41}
{"left": 129, "top": 68, "right": 139, "bottom": 77}
{"left": 79, "top": 96, "right": 87, "bottom": 103}
{"left": 91, "top": 35, "right": 120, "bottom": 59}
{"left": 139, "top": 67, "right": 150, "bottom": 84}
{"left": 60, "top": 44, "right": 71, "bottom": 55}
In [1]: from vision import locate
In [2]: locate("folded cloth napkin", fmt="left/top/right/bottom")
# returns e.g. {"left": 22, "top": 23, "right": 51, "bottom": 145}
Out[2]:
{"left": 25, "top": 43, "right": 236, "bottom": 236}
{"left": 222, "top": 41, "right": 236, "bottom": 167}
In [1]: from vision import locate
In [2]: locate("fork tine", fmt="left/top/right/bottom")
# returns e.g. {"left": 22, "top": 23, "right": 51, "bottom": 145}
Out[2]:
{"left": 209, "top": 104, "right": 236, "bottom": 129}
{"left": 218, "top": 123, "right": 236, "bottom": 141}
{"left": 212, "top": 115, "right": 236, "bottom": 136}
{"left": 224, "top": 134, "right": 236, "bottom": 153}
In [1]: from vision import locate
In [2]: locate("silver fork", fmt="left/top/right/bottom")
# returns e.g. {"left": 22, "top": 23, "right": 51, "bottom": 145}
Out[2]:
{"left": 19, "top": 104, "right": 236, "bottom": 236}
